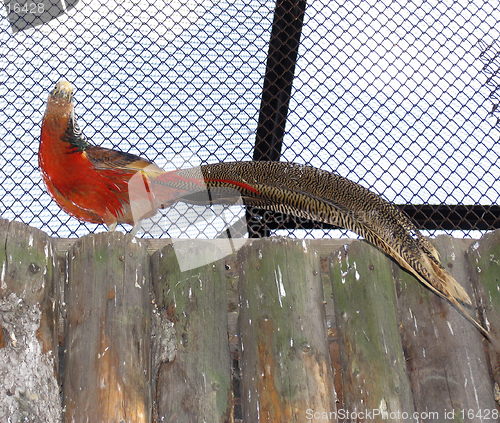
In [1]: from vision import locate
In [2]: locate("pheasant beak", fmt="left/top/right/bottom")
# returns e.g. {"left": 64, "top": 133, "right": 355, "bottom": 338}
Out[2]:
{"left": 49, "top": 80, "right": 74, "bottom": 103}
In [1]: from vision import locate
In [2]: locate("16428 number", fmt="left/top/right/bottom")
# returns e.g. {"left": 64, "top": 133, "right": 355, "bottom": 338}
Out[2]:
{"left": 461, "top": 409, "right": 499, "bottom": 420}
{"left": 5, "top": 2, "right": 45, "bottom": 14}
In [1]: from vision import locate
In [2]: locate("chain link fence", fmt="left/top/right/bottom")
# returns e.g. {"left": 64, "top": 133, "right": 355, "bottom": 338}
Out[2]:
{"left": 1, "top": 0, "right": 499, "bottom": 239}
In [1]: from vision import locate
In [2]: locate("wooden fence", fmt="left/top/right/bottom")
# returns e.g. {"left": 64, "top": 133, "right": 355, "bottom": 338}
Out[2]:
{"left": 0, "top": 217, "right": 499, "bottom": 422}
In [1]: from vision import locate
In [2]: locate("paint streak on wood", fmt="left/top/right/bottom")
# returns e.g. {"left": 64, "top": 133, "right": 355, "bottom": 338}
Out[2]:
{"left": 328, "top": 327, "right": 344, "bottom": 410}
{"left": 257, "top": 316, "right": 292, "bottom": 423}
{"left": 321, "top": 254, "right": 344, "bottom": 410}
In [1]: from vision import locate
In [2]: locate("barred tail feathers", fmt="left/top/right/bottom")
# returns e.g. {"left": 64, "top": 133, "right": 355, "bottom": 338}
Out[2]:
{"left": 163, "top": 161, "right": 486, "bottom": 336}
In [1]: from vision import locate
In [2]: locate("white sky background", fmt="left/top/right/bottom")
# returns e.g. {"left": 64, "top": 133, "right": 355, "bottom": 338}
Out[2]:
{"left": 0, "top": 0, "right": 499, "bottom": 238}
{"left": 285, "top": 0, "right": 500, "bottom": 204}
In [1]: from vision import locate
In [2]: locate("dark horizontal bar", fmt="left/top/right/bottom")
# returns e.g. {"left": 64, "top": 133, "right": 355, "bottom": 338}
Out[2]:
{"left": 246, "top": 205, "right": 500, "bottom": 233}
{"left": 400, "top": 204, "right": 500, "bottom": 231}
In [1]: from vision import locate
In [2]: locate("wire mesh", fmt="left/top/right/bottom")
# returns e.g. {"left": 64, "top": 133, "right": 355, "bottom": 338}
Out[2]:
{"left": 0, "top": 0, "right": 499, "bottom": 239}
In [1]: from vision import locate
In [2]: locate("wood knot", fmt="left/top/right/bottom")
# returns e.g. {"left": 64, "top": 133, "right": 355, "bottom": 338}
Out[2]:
{"left": 29, "top": 263, "right": 40, "bottom": 274}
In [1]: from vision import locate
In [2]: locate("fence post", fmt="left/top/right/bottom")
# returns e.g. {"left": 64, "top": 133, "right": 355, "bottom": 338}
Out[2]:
{"left": 0, "top": 219, "right": 61, "bottom": 422}
{"left": 330, "top": 240, "right": 414, "bottom": 421}
{"left": 396, "top": 235, "right": 497, "bottom": 419}
{"left": 466, "top": 230, "right": 500, "bottom": 410}
{"left": 63, "top": 232, "right": 151, "bottom": 423}
{"left": 238, "top": 237, "right": 336, "bottom": 422}
{"left": 151, "top": 241, "right": 233, "bottom": 423}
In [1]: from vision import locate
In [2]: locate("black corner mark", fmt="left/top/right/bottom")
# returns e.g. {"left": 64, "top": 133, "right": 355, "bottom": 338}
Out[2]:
{"left": 4, "top": 0, "right": 79, "bottom": 33}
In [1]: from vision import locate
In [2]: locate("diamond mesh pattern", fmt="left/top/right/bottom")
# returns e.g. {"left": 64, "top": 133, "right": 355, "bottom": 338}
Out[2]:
{"left": 0, "top": 0, "right": 499, "bottom": 239}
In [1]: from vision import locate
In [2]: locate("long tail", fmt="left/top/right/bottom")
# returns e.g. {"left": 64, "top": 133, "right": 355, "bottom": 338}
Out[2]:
{"left": 151, "top": 161, "right": 488, "bottom": 338}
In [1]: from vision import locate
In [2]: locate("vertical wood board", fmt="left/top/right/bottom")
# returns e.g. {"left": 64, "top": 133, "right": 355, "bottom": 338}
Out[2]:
{"left": 330, "top": 240, "right": 414, "bottom": 422}
{"left": 395, "top": 235, "right": 496, "bottom": 422}
{"left": 63, "top": 232, "right": 151, "bottom": 423}
{"left": 238, "top": 237, "right": 336, "bottom": 423}
{"left": 151, "top": 241, "right": 233, "bottom": 423}
{"left": 0, "top": 219, "right": 61, "bottom": 422}
{"left": 466, "top": 230, "right": 500, "bottom": 415}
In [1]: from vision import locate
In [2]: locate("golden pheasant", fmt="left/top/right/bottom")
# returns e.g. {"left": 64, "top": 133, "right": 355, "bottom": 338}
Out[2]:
{"left": 39, "top": 80, "right": 488, "bottom": 338}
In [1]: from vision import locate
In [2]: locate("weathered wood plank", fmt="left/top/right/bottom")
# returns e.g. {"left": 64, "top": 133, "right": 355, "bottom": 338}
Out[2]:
{"left": 330, "top": 240, "right": 414, "bottom": 422}
{"left": 466, "top": 230, "right": 500, "bottom": 413}
{"left": 238, "top": 237, "right": 336, "bottom": 422}
{"left": 0, "top": 219, "right": 59, "bottom": 356}
{"left": 396, "top": 235, "right": 497, "bottom": 422}
{"left": 151, "top": 241, "right": 233, "bottom": 423}
{"left": 63, "top": 232, "right": 151, "bottom": 423}
{"left": 0, "top": 219, "right": 61, "bottom": 422}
